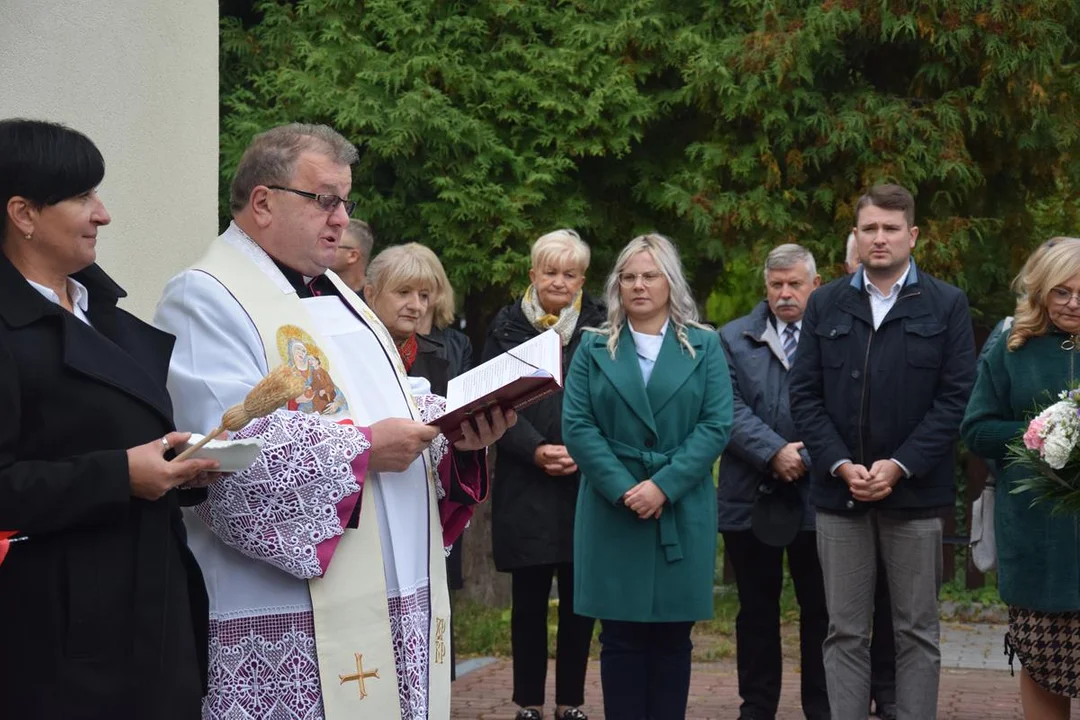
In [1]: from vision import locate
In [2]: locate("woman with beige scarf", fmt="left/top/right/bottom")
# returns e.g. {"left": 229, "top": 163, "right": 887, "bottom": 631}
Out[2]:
{"left": 483, "top": 229, "right": 605, "bottom": 720}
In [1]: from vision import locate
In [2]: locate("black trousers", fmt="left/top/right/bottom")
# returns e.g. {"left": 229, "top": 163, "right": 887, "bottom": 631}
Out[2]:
{"left": 870, "top": 550, "right": 897, "bottom": 710}
{"left": 723, "top": 530, "right": 830, "bottom": 720}
{"left": 511, "top": 563, "right": 595, "bottom": 707}
{"left": 598, "top": 619, "right": 695, "bottom": 720}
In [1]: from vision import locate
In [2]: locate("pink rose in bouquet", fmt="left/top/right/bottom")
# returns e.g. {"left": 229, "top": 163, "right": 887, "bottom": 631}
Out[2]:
{"left": 1023, "top": 417, "right": 1046, "bottom": 451}
{"left": 1008, "top": 385, "right": 1080, "bottom": 513}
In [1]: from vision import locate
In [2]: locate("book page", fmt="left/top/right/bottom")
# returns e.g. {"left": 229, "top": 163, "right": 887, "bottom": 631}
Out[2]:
{"left": 446, "top": 329, "right": 561, "bottom": 412}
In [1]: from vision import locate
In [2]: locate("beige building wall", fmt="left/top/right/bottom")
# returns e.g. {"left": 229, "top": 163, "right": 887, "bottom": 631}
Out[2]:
{"left": 0, "top": 1, "right": 219, "bottom": 320}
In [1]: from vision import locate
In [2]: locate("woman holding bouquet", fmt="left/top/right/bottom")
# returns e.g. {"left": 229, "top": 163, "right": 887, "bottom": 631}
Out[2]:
{"left": 961, "top": 236, "right": 1080, "bottom": 719}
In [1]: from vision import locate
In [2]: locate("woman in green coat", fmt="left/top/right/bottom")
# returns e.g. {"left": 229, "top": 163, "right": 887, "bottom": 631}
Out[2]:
{"left": 961, "top": 237, "right": 1080, "bottom": 720}
{"left": 562, "top": 233, "right": 733, "bottom": 720}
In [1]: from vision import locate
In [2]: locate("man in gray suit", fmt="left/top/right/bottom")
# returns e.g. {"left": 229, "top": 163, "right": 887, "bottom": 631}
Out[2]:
{"left": 718, "top": 244, "right": 829, "bottom": 720}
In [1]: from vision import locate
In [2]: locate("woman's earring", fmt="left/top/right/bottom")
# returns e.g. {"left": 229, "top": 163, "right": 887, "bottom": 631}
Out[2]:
{"left": 24, "top": 232, "right": 32, "bottom": 241}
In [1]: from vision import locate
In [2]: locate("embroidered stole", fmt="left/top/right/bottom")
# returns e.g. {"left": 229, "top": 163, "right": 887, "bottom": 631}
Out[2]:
{"left": 193, "top": 236, "right": 452, "bottom": 720}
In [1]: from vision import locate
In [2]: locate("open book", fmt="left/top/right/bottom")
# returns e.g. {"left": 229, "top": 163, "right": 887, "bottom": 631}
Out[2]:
{"left": 428, "top": 328, "right": 562, "bottom": 442}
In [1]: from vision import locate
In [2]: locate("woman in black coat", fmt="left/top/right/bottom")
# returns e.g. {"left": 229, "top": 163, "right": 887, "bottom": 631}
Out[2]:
{"left": 483, "top": 229, "right": 606, "bottom": 720}
{"left": 0, "top": 119, "right": 219, "bottom": 719}
{"left": 364, "top": 241, "right": 479, "bottom": 587}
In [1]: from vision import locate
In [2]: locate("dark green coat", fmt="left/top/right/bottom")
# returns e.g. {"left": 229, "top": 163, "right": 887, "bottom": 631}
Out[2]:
{"left": 961, "top": 331, "right": 1080, "bottom": 612}
{"left": 562, "top": 324, "right": 733, "bottom": 622}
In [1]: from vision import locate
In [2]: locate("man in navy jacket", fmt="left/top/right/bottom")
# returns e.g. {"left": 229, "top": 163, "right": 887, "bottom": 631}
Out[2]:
{"left": 790, "top": 184, "right": 976, "bottom": 720}
{"left": 718, "top": 244, "right": 828, "bottom": 720}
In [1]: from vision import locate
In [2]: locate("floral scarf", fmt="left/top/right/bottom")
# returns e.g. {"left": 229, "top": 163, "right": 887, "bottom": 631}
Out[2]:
{"left": 397, "top": 333, "right": 419, "bottom": 372}
{"left": 521, "top": 285, "right": 583, "bottom": 346}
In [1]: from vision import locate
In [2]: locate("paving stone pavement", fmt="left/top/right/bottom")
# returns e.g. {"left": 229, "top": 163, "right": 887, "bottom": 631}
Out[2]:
{"left": 451, "top": 622, "right": 1080, "bottom": 719}
{"left": 940, "top": 622, "right": 1011, "bottom": 671}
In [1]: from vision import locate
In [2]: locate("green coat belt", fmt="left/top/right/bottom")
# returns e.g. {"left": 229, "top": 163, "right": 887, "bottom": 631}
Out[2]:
{"left": 562, "top": 324, "right": 733, "bottom": 622}
{"left": 606, "top": 439, "right": 684, "bottom": 562}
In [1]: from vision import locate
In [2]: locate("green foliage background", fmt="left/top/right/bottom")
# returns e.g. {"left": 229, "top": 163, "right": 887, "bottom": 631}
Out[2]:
{"left": 220, "top": 0, "right": 1080, "bottom": 337}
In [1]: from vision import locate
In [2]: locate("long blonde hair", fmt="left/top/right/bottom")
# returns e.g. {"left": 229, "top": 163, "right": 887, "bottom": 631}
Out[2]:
{"left": 592, "top": 233, "right": 709, "bottom": 358}
{"left": 1009, "top": 237, "right": 1080, "bottom": 350}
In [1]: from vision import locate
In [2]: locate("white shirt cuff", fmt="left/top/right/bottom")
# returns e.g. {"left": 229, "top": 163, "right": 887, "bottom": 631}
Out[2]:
{"left": 830, "top": 459, "right": 851, "bottom": 476}
{"left": 890, "top": 458, "right": 912, "bottom": 478}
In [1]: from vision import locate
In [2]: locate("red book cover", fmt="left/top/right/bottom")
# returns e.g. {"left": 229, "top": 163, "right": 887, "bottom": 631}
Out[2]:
{"left": 428, "top": 373, "right": 560, "bottom": 443}
{"left": 427, "top": 329, "right": 562, "bottom": 443}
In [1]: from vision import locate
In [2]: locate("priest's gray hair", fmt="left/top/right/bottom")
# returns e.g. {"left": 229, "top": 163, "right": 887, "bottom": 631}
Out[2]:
{"left": 230, "top": 123, "right": 359, "bottom": 212}
{"left": 591, "top": 233, "right": 709, "bottom": 359}
{"left": 763, "top": 243, "right": 817, "bottom": 283}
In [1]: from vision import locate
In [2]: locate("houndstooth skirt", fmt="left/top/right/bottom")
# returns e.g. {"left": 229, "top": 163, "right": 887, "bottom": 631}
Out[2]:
{"left": 1007, "top": 606, "right": 1080, "bottom": 697}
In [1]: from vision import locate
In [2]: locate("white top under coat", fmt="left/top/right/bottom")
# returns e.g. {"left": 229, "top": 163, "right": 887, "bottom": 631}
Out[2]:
{"left": 27, "top": 277, "right": 92, "bottom": 326}
{"left": 629, "top": 318, "right": 669, "bottom": 386}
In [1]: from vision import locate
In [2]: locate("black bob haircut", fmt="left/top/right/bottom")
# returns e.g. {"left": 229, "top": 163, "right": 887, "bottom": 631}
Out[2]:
{"left": 0, "top": 118, "right": 105, "bottom": 235}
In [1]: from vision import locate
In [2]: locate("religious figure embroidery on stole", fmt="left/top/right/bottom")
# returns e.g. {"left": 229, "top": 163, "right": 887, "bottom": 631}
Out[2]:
{"left": 339, "top": 653, "right": 380, "bottom": 699}
{"left": 434, "top": 617, "right": 448, "bottom": 664}
{"left": 276, "top": 325, "right": 350, "bottom": 418}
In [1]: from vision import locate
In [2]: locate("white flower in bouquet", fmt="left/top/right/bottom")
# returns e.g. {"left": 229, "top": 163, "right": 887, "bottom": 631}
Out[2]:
{"left": 1011, "top": 386, "right": 1080, "bottom": 514}
{"left": 1036, "top": 400, "right": 1080, "bottom": 470}
{"left": 1044, "top": 430, "right": 1074, "bottom": 469}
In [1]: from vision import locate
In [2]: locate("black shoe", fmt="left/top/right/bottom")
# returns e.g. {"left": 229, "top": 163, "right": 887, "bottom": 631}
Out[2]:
{"left": 555, "top": 709, "right": 588, "bottom": 720}
{"left": 872, "top": 703, "right": 898, "bottom": 720}
{"left": 515, "top": 710, "right": 542, "bottom": 720}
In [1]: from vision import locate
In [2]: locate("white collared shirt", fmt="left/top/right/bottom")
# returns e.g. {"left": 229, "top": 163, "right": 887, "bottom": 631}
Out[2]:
{"left": 629, "top": 318, "right": 669, "bottom": 386}
{"left": 829, "top": 266, "right": 914, "bottom": 479}
{"left": 27, "top": 277, "right": 92, "bottom": 326}
{"left": 775, "top": 317, "right": 802, "bottom": 345}
{"left": 864, "top": 264, "right": 910, "bottom": 330}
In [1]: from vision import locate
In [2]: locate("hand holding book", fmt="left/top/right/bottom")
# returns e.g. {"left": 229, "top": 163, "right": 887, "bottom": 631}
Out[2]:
{"left": 427, "top": 329, "right": 562, "bottom": 444}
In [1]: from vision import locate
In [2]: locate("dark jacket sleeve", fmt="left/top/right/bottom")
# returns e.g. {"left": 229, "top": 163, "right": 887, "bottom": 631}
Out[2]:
{"left": 178, "top": 488, "right": 209, "bottom": 507}
{"left": 0, "top": 343, "right": 130, "bottom": 534}
{"left": 789, "top": 291, "right": 854, "bottom": 473}
{"left": 892, "top": 289, "right": 977, "bottom": 477}
{"left": 447, "top": 328, "right": 474, "bottom": 377}
{"left": 961, "top": 325, "right": 1025, "bottom": 463}
{"left": 979, "top": 317, "right": 1010, "bottom": 364}
{"left": 481, "top": 308, "right": 547, "bottom": 462}
{"left": 966, "top": 316, "right": 1012, "bottom": 477}
{"left": 718, "top": 328, "right": 788, "bottom": 473}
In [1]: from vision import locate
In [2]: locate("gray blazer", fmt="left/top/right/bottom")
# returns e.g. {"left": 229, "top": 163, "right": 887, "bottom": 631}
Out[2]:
{"left": 717, "top": 300, "right": 815, "bottom": 532}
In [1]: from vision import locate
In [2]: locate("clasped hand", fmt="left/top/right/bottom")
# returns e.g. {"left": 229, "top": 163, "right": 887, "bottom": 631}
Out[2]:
{"left": 623, "top": 479, "right": 667, "bottom": 519}
{"left": 838, "top": 459, "right": 903, "bottom": 503}
{"left": 770, "top": 441, "right": 806, "bottom": 482}
{"left": 534, "top": 444, "right": 578, "bottom": 476}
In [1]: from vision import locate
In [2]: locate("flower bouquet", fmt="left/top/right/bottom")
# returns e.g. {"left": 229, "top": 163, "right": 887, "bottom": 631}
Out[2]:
{"left": 1006, "top": 386, "right": 1080, "bottom": 513}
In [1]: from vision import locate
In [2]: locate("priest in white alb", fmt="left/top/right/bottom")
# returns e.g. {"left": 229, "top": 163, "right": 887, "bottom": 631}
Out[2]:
{"left": 154, "top": 123, "right": 514, "bottom": 720}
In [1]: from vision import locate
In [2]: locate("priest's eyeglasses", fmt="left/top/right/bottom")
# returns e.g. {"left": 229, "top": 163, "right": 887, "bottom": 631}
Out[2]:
{"left": 267, "top": 185, "right": 357, "bottom": 217}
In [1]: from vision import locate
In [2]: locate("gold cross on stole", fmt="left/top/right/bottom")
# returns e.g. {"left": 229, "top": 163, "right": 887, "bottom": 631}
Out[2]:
{"left": 434, "top": 617, "right": 448, "bottom": 664}
{"left": 339, "top": 653, "right": 380, "bottom": 699}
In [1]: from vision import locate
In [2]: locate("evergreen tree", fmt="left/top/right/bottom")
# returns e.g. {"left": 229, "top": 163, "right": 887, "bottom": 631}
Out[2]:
{"left": 221, "top": 0, "right": 1080, "bottom": 333}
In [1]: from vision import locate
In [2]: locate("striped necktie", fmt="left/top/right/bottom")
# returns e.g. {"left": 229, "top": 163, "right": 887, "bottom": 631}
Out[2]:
{"left": 783, "top": 324, "right": 798, "bottom": 363}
